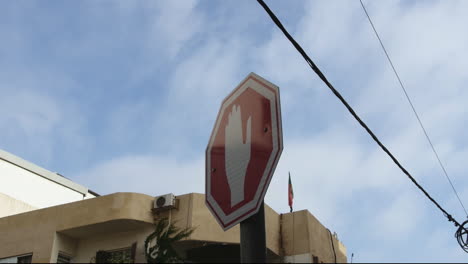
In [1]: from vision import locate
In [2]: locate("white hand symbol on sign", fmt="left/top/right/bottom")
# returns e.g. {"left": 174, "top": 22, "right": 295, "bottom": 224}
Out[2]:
{"left": 225, "top": 105, "right": 251, "bottom": 207}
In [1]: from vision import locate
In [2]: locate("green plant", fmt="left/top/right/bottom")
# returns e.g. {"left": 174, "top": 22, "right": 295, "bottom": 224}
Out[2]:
{"left": 145, "top": 217, "right": 194, "bottom": 263}
{"left": 96, "top": 248, "right": 132, "bottom": 263}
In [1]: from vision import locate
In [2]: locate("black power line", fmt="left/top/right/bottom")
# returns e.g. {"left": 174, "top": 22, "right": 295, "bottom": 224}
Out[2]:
{"left": 359, "top": 0, "right": 468, "bottom": 219}
{"left": 256, "top": 0, "right": 468, "bottom": 249}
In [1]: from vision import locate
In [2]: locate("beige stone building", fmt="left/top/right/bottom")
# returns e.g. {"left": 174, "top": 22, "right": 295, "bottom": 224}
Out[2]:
{"left": 0, "top": 192, "right": 347, "bottom": 263}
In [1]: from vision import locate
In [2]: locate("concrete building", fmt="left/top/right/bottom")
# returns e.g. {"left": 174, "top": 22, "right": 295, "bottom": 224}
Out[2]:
{"left": 0, "top": 192, "right": 347, "bottom": 263}
{"left": 0, "top": 150, "right": 347, "bottom": 263}
{"left": 0, "top": 149, "right": 97, "bottom": 218}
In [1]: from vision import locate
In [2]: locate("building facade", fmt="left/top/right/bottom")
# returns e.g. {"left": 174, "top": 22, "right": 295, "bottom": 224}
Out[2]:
{"left": 0, "top": 192, "right": 347, "bottom": 263}
{"left": 0, "top": 149, "right": 97, "bottom": 218}
{"left": 0, "top": 149, "right": 347, "bottom": 263}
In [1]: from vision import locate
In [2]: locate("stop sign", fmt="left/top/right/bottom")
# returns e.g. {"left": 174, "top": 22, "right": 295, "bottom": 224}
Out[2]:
{"left": 206, "top": 72, "right": 283, "bottom": 230}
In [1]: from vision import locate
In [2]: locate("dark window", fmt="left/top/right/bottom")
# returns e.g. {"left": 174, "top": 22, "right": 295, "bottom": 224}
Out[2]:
{"left": 96, "top": 245, "right": 135, "bottom": 264}
{"left": 17, "top": 255, "right": 32, "bottom": 264}
{"left": 312, "top": 255, "right": 319, "bottom": 263}
{"left": 57, "top": 253, "right": 71, "bottom": 263}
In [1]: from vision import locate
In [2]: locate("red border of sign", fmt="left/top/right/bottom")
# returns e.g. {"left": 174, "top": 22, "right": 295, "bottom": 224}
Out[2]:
{"left": 205, "top": 73, "right": 283, "bottom": 230}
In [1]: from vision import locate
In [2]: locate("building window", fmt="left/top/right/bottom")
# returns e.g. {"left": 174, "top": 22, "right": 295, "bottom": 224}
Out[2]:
{"left": 57, "top": 253, "right": 71, "bottom": 263}
{"left": 96, "top": 243, "right": 136, "bottom": 264}
{"left": 0, "top": 254, "right": 32, "bottom": 264}
{"left": 16, "top": 255, "right": 32, "bottom": 264}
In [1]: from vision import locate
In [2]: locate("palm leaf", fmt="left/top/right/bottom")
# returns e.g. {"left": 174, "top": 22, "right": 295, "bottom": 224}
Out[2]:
{"left": 145, "top": 217, "right": 195, "bottom": 263}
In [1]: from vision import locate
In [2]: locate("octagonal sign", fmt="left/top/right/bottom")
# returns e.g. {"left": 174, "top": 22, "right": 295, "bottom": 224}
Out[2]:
{"left": 206, "top": 72, "right": 283, "bottom": 230}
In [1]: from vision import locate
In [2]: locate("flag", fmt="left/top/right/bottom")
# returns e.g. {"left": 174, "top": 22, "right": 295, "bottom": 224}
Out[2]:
{"left": 288, "top": 172, "right": 294, "bottom": 212}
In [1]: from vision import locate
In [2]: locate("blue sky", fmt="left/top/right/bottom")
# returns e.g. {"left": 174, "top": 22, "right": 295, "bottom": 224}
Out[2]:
{"left": 1, "top": 0, "right": 468, "bottom": 262}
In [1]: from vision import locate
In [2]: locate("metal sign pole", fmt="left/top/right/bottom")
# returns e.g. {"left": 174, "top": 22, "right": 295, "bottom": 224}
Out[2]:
{"left": 240, "top": 201, "right": 266, "bottom": 263}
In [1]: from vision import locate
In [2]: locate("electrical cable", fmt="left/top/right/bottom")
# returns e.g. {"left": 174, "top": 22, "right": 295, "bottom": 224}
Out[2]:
{"left": 456, "top": 220, "right": 468, "bottom": 253}
{"left": 256, "top": 0, "right": 468, "bottom": 252}
{"left": 359, "top": 0, "right": 468, "bottom": 219}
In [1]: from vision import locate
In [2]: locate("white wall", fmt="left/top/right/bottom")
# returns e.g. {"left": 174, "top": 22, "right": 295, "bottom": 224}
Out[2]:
{"left": 0, "top": 256, "right": 17, "bottom": 263}
{"left": 0, "top": 192, "right": 37, "bottom": 218}
{"left": 0, "top": 254, "right": 32, "bottom": 263}
{"left": 284, "top": 253, "right": 312, "bottom": 263}
{"left": 0, "top": 150, "right": 96, "bottom": 218}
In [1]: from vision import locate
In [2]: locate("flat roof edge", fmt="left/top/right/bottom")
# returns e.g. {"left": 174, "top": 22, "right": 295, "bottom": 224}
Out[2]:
{"left": 0, "top": 149, "right": 88, "bottom": 195}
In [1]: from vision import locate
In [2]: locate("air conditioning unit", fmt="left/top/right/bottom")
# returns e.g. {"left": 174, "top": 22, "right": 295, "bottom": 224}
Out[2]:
{"left": 153, "top": 193, "right": 176, "bottom": 211}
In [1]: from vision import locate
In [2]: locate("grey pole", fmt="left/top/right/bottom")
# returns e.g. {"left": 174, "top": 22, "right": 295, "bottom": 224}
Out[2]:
{"left": 240, "top": 201, "right": 266, "bottom": 263}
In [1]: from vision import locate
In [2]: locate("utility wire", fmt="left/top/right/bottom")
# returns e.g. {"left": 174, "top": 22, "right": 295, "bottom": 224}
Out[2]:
{"left": 257, "top": 0, "right": 468, "bottom": 252}
{"left": 359, "top": 0, "right": 468, "bottom": 219}
{"left": 256, "top": 0, "right": 461, "bottom": 228}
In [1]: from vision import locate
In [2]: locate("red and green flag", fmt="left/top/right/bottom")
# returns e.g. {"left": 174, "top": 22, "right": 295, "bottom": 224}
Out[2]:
{"left": 288, "top": 172, "right": 294, "bottom": 212}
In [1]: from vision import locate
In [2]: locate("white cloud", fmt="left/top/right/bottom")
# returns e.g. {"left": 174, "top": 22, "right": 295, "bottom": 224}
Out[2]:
{"left": 0, "top": 91, "right": 61, "bottom": 137}
{"left": 74, "top": 154, "right": 204, "bottom": 197}
{"left": 0, "top": 66, "right": 88, "bottom": 166}
{"left": 147, "top": 0, "right": 204, "bottom": 59}
{"left": 371, "top": 190, "right": 425, "bottom": 241}
{"left": 143, "top": 38, "right": 249, "bottom": 155}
